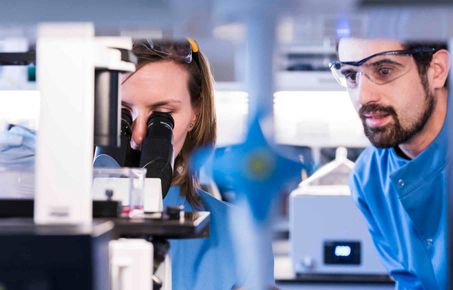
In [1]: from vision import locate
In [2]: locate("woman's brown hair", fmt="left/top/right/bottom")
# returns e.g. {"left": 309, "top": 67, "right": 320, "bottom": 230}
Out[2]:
{"left": 129, "top": 39, "right": 217, "bottom": 207}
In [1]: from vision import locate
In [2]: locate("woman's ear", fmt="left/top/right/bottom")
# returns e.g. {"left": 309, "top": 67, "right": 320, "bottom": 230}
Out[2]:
{"left": 188, "top": 109, "right": 199, "bottom": 132}
{"left": 429, "top": 49, "right": 450, "bottom": 89}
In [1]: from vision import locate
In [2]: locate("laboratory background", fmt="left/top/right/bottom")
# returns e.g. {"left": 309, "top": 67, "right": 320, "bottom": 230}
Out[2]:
{"left": 0, "top": 1, "right": 452, "bottom": 290}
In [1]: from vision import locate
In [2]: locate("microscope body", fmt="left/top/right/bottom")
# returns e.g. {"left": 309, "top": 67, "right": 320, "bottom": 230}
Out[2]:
{"left": 35, "top": 23, "right": 135, "bottom": 224}
{"left": 33, "top": 23, "right": 161, "bottom": 290}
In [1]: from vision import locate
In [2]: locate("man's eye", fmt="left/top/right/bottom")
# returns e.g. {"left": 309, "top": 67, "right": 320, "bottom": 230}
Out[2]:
{"left": 345, "top": 72, "right": 358, "bottom": 82}
{"left": 341, "top": 69, "right": 359, "bottom": 81}
{"left": 378, "top": 67, "right": 392, "bottom": 76}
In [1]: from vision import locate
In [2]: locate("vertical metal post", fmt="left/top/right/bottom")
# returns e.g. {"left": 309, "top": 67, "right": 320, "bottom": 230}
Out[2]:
{"left": 240, "top": 8, "right": 277, "bottom": 290}
{"left": 245, "top": 9, "right": 276, "bottom": 123}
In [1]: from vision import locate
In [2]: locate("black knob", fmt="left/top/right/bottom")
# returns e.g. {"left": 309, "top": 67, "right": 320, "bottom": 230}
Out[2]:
{"left": 152, "top": 275, "right": 162, "bottom": 290}
{"left": 165, "top": 205, "right": 183, "bottom": 220}
{"left": 105, "top": 189, "right": 114, "bottom": 201}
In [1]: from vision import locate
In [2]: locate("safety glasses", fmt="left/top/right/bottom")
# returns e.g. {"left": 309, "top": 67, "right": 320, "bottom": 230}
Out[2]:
{"left": 137, "top": 38, "right": 199, "bottom": 64}
{"left": 329, "top": 47, "right": 436, "bottom": 89}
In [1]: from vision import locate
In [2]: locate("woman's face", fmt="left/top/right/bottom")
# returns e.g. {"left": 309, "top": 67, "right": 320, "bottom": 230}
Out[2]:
{"left": 121, "top": 60, "right": 197, "bottom": 157}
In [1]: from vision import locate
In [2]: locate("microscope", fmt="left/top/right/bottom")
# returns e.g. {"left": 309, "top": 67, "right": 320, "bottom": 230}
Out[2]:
{"left": 94, "top": 109, "right": 178, "bottom": 290}
{"left": 0, "top": 23, "right": 209, "bottom": 290}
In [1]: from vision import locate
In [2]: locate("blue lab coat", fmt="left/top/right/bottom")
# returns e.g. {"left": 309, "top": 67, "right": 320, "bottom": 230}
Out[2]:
{"left": 350, "top": 124, "right": 447, "bottom": 289}
{"left": 164, "top": 186, "right": 275, "bottom": 290}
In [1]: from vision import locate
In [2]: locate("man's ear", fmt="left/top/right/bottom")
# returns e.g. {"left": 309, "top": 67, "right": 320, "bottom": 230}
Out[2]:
{"left": 429, "top": 49, "right": 450, "bottom": 89}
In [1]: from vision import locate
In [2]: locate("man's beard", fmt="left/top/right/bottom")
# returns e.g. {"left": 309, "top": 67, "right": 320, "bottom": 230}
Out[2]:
{"left": 359, "top": 81, "right": 435, "bottom": 148}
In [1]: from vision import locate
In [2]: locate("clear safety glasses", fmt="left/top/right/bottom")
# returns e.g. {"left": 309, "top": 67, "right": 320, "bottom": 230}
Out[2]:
{"left": 139, "top": 38, "right": 200, "bottom": 64}
{"left": 329, "top": 47, "right": 436, "bottom": 89}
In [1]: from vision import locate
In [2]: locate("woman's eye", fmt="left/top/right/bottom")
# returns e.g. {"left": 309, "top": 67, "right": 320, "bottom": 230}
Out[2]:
{"left": 122, "top": 103, "right": 132, "bottom": 111}
{"left": 155, "top": 109, "right": 174, "bottom": 114}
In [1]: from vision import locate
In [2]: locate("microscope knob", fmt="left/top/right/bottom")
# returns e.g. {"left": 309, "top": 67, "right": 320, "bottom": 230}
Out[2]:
{"left": 105, "top": 189, "right": 114, "bottom": 200}
{"left": 301, "top": 256, "right": 315, "bottom": 270}
{"left": 152, "top": 275, "right": 162, "bottom": 290}
{"left": 153, "top": 239, "right": 170, "bottom": 272}
{"left": 165, "top": 205, "right": 184, "bottom": 220}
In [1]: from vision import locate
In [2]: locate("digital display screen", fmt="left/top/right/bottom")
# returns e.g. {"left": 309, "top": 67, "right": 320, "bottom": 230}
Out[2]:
{"left": 324, "top": 240, "right": 361, "bottom": 265}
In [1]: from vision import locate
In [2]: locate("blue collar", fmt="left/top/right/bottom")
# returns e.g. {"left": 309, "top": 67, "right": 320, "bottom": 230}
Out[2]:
{"left": 390, "top": 122, "right": 447, "bottom": 196}
{"left": 389, "top": 121, "right": 447, "bottom": 239}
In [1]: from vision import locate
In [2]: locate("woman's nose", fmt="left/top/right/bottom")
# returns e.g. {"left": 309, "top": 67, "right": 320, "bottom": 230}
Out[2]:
{"left": 131, "top": 115, "right": 148, "bottom": 149}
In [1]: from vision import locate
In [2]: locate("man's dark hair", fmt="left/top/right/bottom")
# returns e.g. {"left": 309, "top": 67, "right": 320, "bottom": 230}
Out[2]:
{"left": 403, "top": 42, "right": 448, "bottom": 86}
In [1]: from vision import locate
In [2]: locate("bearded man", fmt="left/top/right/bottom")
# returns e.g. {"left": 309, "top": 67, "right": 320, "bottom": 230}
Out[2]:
{"left": 330, "top": 39, "right": 450, "bottom": 290}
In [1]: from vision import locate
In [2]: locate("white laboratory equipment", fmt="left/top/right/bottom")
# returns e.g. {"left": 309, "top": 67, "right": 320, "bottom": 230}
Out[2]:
{"left": 110, "top": 239, "right": 154, "bottom": 290}
{"left": 0, "top": 24, "right": 210, "bottom": 290}
{"left": 289, "top": 148, "right": 387, "bottom": 277}
{"left": 34, "top": 23, "right": 136, "bottom": 225}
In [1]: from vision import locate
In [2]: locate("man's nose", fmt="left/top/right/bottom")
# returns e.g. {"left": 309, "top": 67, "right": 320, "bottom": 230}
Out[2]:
{"left": 355, "top": 73, "right": 381, "bottom": 106}
{"left": 131, "top": 115, "right": 148, "bottom": 149}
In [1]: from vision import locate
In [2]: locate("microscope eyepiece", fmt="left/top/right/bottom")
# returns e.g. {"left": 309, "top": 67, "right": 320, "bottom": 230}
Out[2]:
{"left": 95, "top": 110, "right": 175, "bottom": 198}
{"left": 146, "top": 111, "right": 174, "bottom": 132}
{"left": 139, "top": 112, "right": 174, "bottom": 198}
